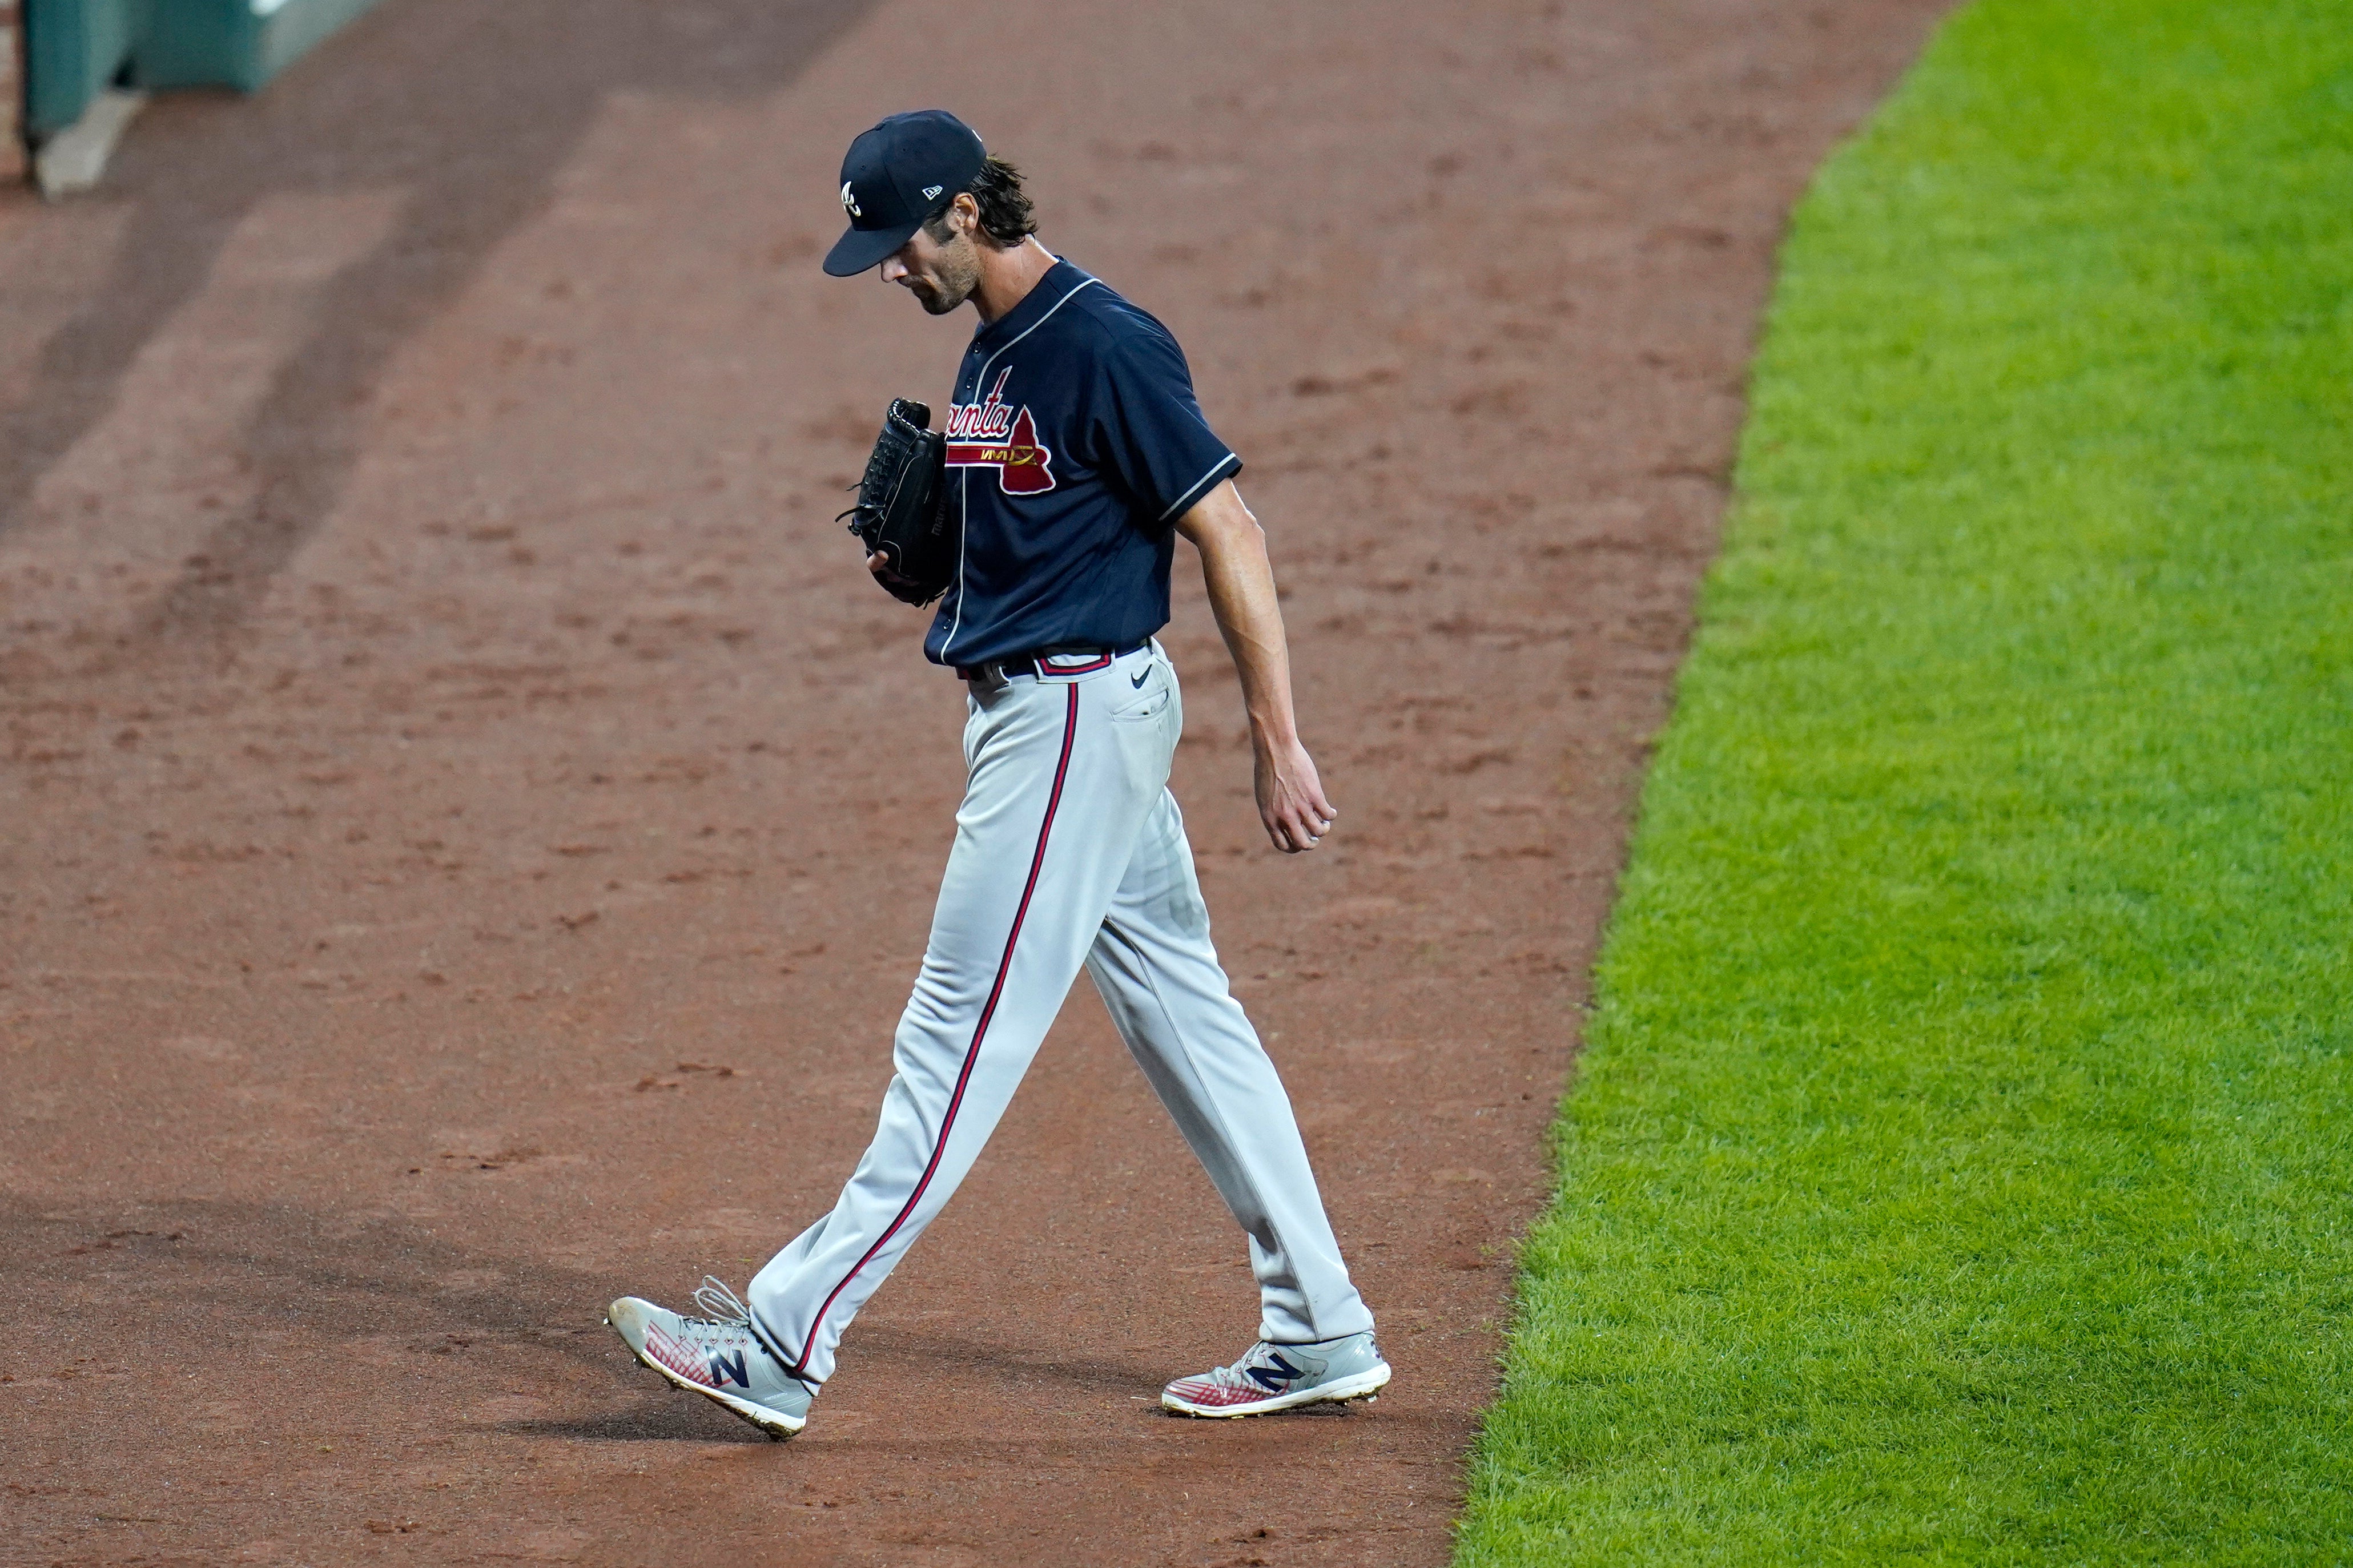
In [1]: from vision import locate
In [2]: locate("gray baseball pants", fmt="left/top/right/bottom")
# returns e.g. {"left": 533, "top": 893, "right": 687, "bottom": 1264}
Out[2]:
{"left": 747, "top": 641, "right": 1374, "bottom": 1385}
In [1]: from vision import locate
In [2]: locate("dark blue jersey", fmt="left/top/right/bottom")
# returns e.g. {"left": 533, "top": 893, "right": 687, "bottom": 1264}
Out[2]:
{"left": 926, "top": 260, "right": 1241, "bottom": 667}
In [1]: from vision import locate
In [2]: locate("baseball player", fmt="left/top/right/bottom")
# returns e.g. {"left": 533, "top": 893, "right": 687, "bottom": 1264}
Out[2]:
{"left": 607, "top": 110, "right": 1386, "bottom": 1439}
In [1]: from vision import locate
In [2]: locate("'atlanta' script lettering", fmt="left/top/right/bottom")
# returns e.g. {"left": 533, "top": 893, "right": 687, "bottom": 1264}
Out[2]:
{"left": 945, "top": 369, "right": 1018, "bottom": 440}
{"left": 946, "top": 368, "right": 1056, "bottom": 494}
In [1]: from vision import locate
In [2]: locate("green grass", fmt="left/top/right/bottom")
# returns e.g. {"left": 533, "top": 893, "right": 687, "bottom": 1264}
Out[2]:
{"left": 1454, "top": 1, "right": 2353, "bottom": 1561}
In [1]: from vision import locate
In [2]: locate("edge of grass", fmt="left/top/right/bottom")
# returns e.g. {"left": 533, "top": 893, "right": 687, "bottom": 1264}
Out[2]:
{"left": 1455, "top": 2, "right": 2353, "bottom": 1561}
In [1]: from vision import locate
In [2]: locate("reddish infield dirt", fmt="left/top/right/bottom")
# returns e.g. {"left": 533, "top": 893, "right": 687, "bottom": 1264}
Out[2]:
{"left": 2, "top": 1, "right": 1944, "bottom": 1562}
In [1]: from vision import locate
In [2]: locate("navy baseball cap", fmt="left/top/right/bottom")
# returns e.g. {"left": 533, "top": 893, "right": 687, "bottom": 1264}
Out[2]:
{"left": 823, "top": 110, "right": 988, "bottom": 277}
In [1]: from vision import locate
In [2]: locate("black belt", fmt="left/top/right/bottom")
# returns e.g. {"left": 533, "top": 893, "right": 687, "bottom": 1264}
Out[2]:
{"left": 955, "top": 642, "right": 1148, "bottom": 682}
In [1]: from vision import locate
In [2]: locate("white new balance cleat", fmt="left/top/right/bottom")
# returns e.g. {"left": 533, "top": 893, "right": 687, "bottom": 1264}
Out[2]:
{"left": 606, "top": 1277, "right": 814, "bottom": 1440}
{"left": 1161, "top": 1332, "right": 1392, "bottom": 1418}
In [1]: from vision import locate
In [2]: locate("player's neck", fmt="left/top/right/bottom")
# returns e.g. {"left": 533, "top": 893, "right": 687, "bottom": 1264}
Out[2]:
{"left": 968, "top": 238, "right": 1059, "bottom": 327}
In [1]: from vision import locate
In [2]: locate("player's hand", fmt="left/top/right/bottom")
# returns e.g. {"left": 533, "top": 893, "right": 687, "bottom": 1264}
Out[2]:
{"left": 1254, "top": 736, "right": 1336, "bottom": 853}
{"left": 868, "top": 550, "right": 922, "bottom": 598}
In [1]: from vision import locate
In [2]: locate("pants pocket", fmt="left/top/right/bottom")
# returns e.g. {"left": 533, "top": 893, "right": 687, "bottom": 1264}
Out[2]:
{"left": 1108, "top": 682, "right": 1173, "bottom": 724}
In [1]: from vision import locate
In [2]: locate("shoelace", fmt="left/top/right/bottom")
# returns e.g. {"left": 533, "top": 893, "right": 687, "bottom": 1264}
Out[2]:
{"left": 660, "top": 1276, "right": 759, "bottom": 1351}
{"left": 690, "top": 1275, "right": 753, "bottom": 1326}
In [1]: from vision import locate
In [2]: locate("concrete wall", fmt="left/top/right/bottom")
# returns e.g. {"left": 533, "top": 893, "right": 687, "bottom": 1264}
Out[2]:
{"left": 2, "top": 0, "right": 25, "bottom": 182}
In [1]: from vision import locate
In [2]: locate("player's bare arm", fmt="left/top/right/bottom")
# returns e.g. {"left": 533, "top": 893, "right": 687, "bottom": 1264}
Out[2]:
{"left": 1175, "top": 481, "right": 1336, "bottom": 854}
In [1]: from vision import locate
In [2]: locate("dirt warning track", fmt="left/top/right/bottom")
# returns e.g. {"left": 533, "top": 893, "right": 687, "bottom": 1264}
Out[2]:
{"left": 1, "top": 1, "right": 1942, "bottom": 1562}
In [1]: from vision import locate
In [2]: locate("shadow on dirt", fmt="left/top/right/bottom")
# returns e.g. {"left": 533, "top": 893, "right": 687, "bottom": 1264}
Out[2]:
{"left": 3, "top": 1192, "right": 625, "bottom": 1363}
{"left": 499, "top": 1405, "right": 772, "bottom": 1444}
{"left": 0, "top": 0, "right": 872, "bottom": 638}
{"left": 2, "top": 1193, "right": 1178, "bottom": 1446}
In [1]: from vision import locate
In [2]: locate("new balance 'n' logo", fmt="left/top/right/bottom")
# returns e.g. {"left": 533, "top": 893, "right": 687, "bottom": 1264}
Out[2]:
{"left": 1248, "top": 1353, "right": 1306, "bottom": 1390}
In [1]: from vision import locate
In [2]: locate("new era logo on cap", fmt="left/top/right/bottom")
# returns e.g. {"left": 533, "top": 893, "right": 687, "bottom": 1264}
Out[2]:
{"left": 823, "top": 110, "right": 988, "bottom": 278}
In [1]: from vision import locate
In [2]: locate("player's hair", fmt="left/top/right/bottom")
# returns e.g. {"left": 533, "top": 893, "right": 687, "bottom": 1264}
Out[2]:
{"left": 923, "top": 156, "right": 1037, "bottom": 249}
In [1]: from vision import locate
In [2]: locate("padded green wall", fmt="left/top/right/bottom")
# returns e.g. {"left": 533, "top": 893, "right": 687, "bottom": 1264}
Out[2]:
{"left": 23, "top": 0, "right": 383, "bottom": 138}
{"left": 23, "top": 0, "right": 143, "bottom": 137}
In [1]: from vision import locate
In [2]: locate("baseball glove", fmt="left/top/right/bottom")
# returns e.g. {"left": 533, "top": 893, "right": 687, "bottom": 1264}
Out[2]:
{"left": 839, "top": 398, "right": 955, "bottom": 606}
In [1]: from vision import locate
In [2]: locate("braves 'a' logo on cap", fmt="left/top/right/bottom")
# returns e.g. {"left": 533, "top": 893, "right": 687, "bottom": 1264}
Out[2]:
{"left": 840, "top": 181, "right": 862, "bottom": 219}
{"left": 946, "top": 369, "right": 1056, "bottom": 495}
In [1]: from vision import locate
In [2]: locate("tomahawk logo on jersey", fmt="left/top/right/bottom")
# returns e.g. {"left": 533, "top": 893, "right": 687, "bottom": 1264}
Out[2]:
{"left": 928, "top": 260, "right": 1243, "bottom": 668}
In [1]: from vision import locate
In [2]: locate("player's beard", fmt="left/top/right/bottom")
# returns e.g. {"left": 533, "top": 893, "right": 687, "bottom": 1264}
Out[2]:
{"left": 908, "top": 237, "right": 981, "bottom": 316}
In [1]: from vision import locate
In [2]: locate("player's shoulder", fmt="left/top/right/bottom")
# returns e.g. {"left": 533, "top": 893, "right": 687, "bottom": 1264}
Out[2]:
{"left": 1051, "top": 267, "right": 1186, "bottom": 358}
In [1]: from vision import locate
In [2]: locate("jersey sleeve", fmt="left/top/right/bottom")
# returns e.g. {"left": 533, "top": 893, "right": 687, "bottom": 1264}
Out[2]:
{"left": 1088, "top": 324, "right": 1242, "bottom": 527}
